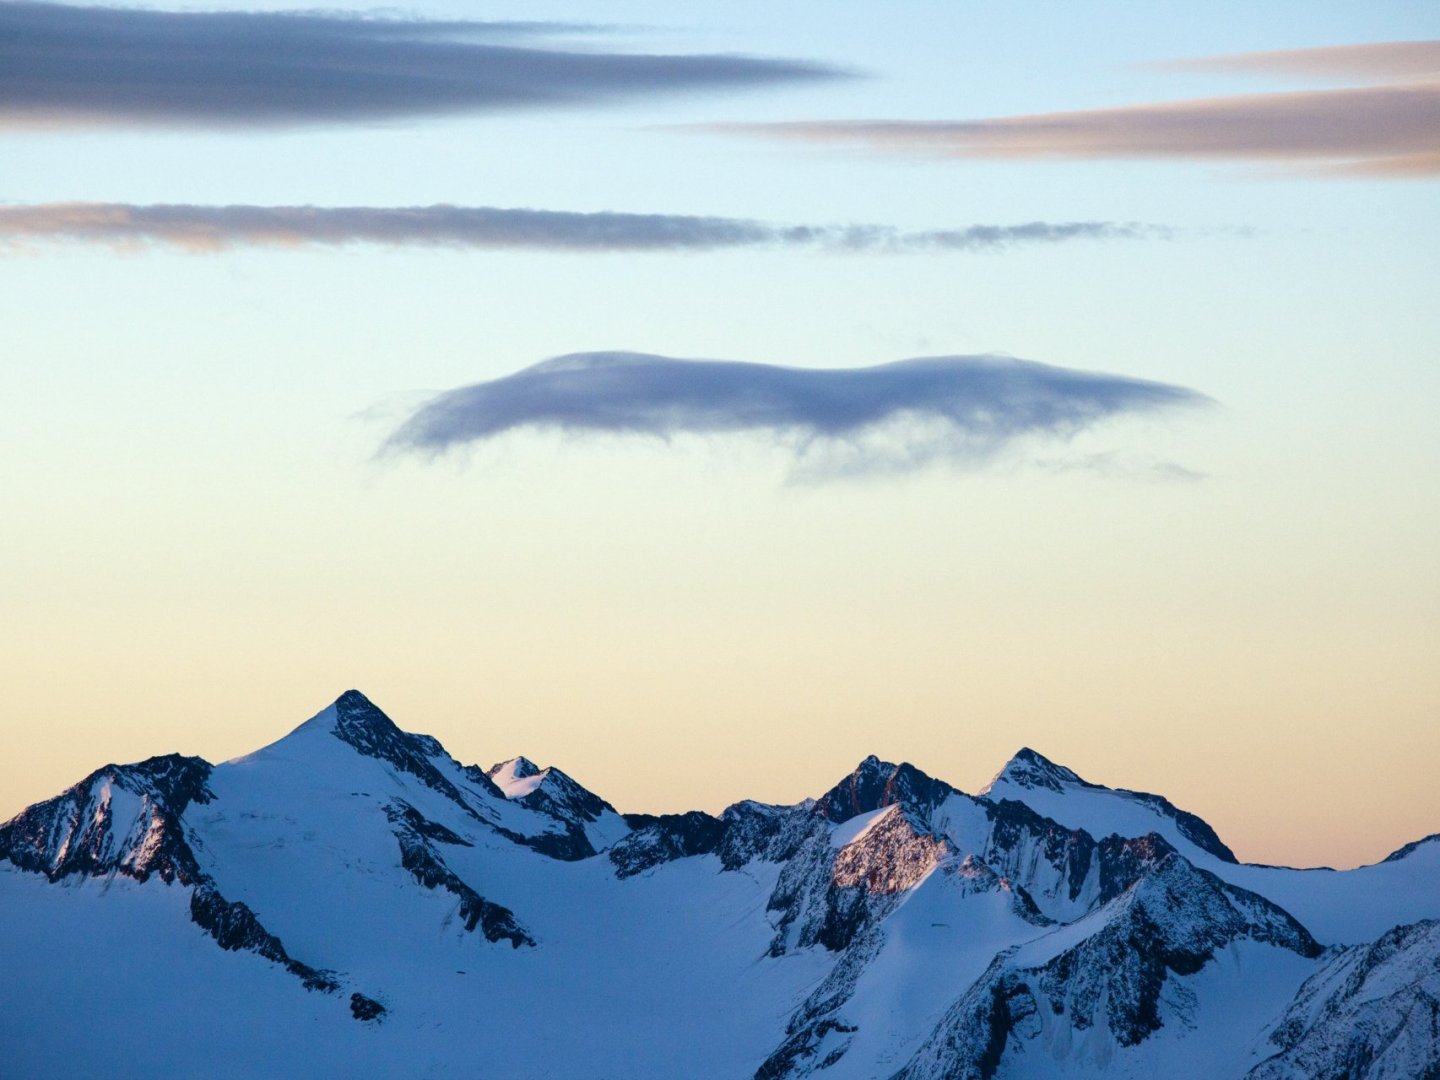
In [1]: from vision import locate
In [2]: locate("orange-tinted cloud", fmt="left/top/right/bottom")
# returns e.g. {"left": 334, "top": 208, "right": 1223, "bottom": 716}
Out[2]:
{"left": 718, "top": 42, "right": 1440, "bottom": 178}
{"left": 1156, "top": 40, "right": 1440, "bottom": 82}
{"left": 0, "top": 202, "right": 1171, "bottom": 254}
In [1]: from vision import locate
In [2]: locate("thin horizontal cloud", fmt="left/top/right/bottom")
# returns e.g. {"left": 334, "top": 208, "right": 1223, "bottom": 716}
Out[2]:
{"left": 1157, "top": 40, "right": 1440, "bottom": 83}
{"left": 386, "top": 352, "right": 1210, "bottom": 479}
{"left": 0, "top": 2, "right": 841, "bottom": 130}
{"left": 719, "top": 41, "right": 1440, "bottom": 178}
{"left": 0, "top": 202, "right": 1170, "bottom": 254}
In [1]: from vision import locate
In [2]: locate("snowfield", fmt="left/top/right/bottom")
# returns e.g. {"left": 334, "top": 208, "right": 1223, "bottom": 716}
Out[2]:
{"left": 2, "top": 691, "right": 1437, "bottom": 1079}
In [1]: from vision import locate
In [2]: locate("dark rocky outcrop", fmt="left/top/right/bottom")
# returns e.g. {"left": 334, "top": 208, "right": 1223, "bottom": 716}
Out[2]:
{"left": 190, "top": 882, "right": 338, "bottom": 992}
{"left": 1250, "top": 919, "right": 1440, "bottom": 1080}
{"left": 386, "top": 801, "right": 533, "bottom": 947}
{"left": 0, "top": 754, "right": 214, "bottom": 885}
{"left": 349, "top": 993, "right": 386, "bottom": 1022}
{"left": 610, "top": 811, "right": 727, "bottom": 878}
{"left": 896, "top": 845, "right": 1322, "bottom": 1079}
{"left": 988, "top": 747, "right": 1237, "bottom": 863}
{"left": 331, "top": 690, "right": 500, "bottom": 818}
{"left": 813, "top": 756, "right": 954, "bottom": 826}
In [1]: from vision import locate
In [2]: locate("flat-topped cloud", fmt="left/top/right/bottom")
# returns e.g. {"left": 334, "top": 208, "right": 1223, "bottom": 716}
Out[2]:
{"left": 0, "top": 2, "right": 841, "bottom": 130}
{"left": 0, "top": 202, "right": 1171, "bottom": 254}
{"left": 387, "top": 352, "right": 1210, "bottom": 479}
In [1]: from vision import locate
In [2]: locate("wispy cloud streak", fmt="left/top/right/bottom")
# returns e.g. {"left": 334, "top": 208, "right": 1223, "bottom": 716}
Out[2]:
{"left": 719, "top": 41, "right": 1440, "bottom": 178}
{"left": 0, "top": 202, "right": 1168, "bottom": 254}
{"left": 387, "top": 352, "right": 1210, "bottom": 478}
{"left": 0, "top": 2, "right": 840, "bottom": 130}
{"left": 1157, "top": 40, "right": 1440, "bottom": 82}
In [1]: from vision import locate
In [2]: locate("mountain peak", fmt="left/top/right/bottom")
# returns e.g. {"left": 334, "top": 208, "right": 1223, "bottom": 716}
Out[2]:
{"left": 982, "top": 747, "right": 1088, "bottom": 795}
{"left": 335, "top": 687, "right": 376, "bottom": 709}
{"left": 814, "top": 756, "right": 955, "bottom": 825}
{"left": 487, "top": 757, "right": 549, "bottom": 799}
{"left": 488, "top": 756, "right": 542, "bottom": 780}
{"left": 305, "top": 690, "right": 503, "bottom": 812}
{"left": 332, "top": 688, "right": 397, "bottom": 732}
{"left": 980, "top": 747, "right": 1239, "bottom": 865}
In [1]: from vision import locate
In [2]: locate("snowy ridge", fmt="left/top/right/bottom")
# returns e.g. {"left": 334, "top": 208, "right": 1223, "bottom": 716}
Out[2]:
{"left": 897, "top": 844, "right": 1321, "bottom": 1080}
{"left": 0, "top": 748, "right": 364, "bottom": 1008}
{"left": 0, "top": 753, "right": 213, "bottom": 884}
{"left": 487, "top": 755, "right": 630, "bottom": 856}
{"left": 3, "top": 691, "right": 1439, "bottom": 1078}
{"left": 1249, "top": 919, "right": 1440, "bottom": 1079}
{"left": 983, "top": 746, "right": 1237, "bottom": 863}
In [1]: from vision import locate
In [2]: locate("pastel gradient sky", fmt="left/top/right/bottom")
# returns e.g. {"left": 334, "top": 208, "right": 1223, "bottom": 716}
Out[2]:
{"left": 2, "top": 1, "right": 1437, "bottom": 869}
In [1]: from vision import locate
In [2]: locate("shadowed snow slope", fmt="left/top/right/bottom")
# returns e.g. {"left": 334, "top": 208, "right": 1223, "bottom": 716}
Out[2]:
{"left": 2, "top": 692, "right": 1437, "bottom": 1079}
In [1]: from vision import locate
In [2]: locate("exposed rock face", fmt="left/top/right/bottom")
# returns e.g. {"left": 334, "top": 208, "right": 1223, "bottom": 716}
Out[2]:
{"left": 813, "top": 756, "right": 955, "bottom": 825}
{"left": 504, "top": 763, "right": 625, "bottom": 859}
{"left": 981, "top": 798, "right": 1099, "bottom": 919}
{"left": 385, "top": 801, "right": 533, "bottom": 947}
{"left": 0, "top": 754, "right": 213, "bottom": 884}
{"left": 758, "top": 856, "right": 1049, "bottom": 1080}
{"left": 349, "top": 993, "right": 386, "bottom": 1022}
{"left": 610, "top": 810, "right": 727, "bottom": 878}
{"left": 7, "top": 696, "right": 1440, "bottom": 1077}
{"left": 331, "top": 689, "right": 501, "bottom": 816}
{"left": 1249, "top": 919, "right": 1440, "bottom": 1080}
{"left": 896, "top": 845, "right": 1323, "bottom": 1079}
{"left": 718, "top": 800, "right": 821, "bottom": 870}
{"left": 0, "top": 751, "right": 356, "bottom": 1007}
{"left": 989, "top": 746, "right": 1089, "bottom": 793}
{"left": 512, "top": 764, "right": 615, "bottom": 828}
{"left": 1382, "top": 833, "right": 1440, "bottom": 863}
{"left": 833, "top": 808, "right": 951, "bottom": 892}
{"left": 985, "top": 747, "right": 1238, "bottom": 863}
{"left": 190, "top": 882, "right": 338, "bottom": 992}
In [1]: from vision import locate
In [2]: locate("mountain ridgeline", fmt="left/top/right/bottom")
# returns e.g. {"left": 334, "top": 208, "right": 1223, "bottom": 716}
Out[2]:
{"left": 2, "top": 690, "right": 1437, "bottom": 1079}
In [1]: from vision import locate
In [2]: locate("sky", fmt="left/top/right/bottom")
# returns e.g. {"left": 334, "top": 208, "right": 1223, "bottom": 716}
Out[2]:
{"left": 2, "top": 1, "right": 1437, "bottom": 869}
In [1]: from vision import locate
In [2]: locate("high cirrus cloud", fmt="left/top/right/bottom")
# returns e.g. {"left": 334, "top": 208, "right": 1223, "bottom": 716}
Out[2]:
{"left": 1156, "top": 40, "right": 1440, "bottom": 82}
{"left": 386, "top": 353, "right": 1210, "bottom": 478}
{"left": 0, "top": 2, "right": 840, "bottom": 129}
{"left": 717, "top": 41, "right": 1440, "bottom": 178}
{"left": 0, "top": 202, "right": 1169, "bottom": 254}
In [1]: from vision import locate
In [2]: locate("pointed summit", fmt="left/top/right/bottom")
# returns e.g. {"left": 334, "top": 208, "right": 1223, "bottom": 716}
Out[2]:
{"left": 814, "top": 756, "right": 955, "bottom": 824}
{"left": 332, "top": 688, "right": 404, "bottom": 742}
{"left": 492, "top": 756, "right": 542, "bottom": 780}
{"left": 982, "top": 747, "right": 1089, "bottom": 795}
{"left": 981, "top": 746, "right": 1238, "bottom": 865}
{"left": 282, "top": 689, "right": 407, "bottom": 746}
{"left": 288, "top": 689, "right": 505, "bottom": 810}
{"left": 487, "top": 756, "right": 549, "bottom": 799}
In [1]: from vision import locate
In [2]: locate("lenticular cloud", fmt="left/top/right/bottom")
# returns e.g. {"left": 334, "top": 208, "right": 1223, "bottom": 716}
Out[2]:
{"left": 387, "top": 352, "right": 1210, "bottom": 477}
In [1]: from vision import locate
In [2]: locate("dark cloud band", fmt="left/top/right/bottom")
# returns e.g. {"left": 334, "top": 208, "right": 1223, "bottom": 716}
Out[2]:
{"left": 0, "top": 202, "right": 1168, "bottom": 254}
{"left": 0, "top": 2, "right": 840, "bottom": 129}
{"left": 387, "top": 352, "right": 1210, "bottom": 477}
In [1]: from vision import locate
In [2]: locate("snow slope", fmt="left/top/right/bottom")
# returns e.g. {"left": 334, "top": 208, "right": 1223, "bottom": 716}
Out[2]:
{"left": 983, "top": 748, "right": 1440, "bottom": 943}
{"left": 2, "top": 691, "right": 1437, "bottom": 1079}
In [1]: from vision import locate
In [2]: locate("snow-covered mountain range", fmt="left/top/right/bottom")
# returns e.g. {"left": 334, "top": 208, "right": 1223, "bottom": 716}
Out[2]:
{"left": 3, "top": 690, "right": 1437, "bottom": 1079}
